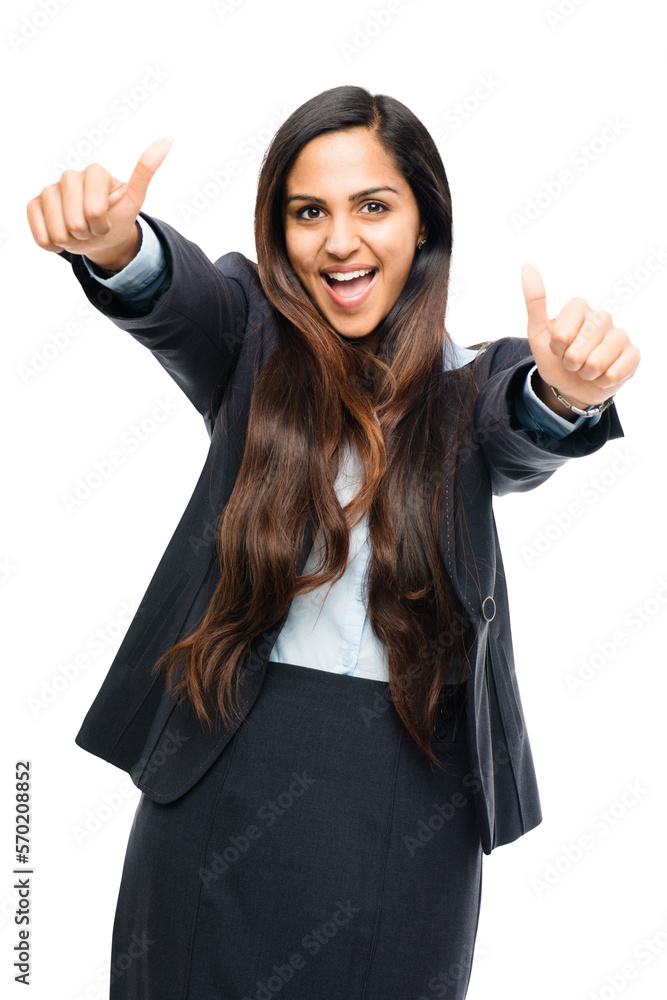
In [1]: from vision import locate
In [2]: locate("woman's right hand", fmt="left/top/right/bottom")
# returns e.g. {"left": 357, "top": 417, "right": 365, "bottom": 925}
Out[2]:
{"left": 26, "top": 137, "right": 173, "bottom": 273}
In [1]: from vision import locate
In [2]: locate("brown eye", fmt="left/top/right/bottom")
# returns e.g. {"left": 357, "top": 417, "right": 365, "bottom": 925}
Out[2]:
{"left": 360, "top": 202, "right": 388, "bottom": 214}
{"left": 296, "top": 206, "right": 324, "bottom": 220}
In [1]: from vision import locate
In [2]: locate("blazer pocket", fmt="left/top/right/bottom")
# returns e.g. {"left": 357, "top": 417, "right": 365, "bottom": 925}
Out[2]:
{"left": 490, "top": 632, "right": 524, "bottom": 738}
{"left": 126, "top": 569, "right": 192, "bottom": 669}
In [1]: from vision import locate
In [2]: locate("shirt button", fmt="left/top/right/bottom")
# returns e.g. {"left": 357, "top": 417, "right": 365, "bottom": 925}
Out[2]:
{"left": 341, "top": 652, "right": 353, "bottom": 667}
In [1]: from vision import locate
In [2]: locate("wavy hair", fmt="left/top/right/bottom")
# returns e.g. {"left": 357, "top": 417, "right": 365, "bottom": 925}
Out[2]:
{"left": 153, "top": 85, "right": 484, "bottom": 771}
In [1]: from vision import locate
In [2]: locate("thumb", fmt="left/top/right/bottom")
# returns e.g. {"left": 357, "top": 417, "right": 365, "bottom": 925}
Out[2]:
{"left": 122, "top": 136, "right": 174, "bottom": 207}
{"left": 520, "top": 261, "right": 549, "bottom": 339}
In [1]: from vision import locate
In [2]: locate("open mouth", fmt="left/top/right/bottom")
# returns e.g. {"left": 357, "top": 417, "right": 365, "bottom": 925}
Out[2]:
{"left": 321, "top": 267, "right": 378, "bottom": 305}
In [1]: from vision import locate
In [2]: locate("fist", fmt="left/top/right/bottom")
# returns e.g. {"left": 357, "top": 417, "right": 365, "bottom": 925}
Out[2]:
{"left": 26, "top": 137, "right": 173, "bottom": 271}
{"left": 520, "top": 261, "right": 641, "bottom": 410}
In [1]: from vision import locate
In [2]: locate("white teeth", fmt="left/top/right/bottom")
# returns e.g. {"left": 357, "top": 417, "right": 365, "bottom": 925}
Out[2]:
{"left": 325, "top": 268, "right": 374, "bottom": 281}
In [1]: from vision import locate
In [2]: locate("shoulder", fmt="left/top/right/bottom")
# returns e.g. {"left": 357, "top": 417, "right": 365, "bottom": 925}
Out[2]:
{"left": 139, "top": 212, "right": 267, "bottom": 306}
{"left": 212, "top": 250, "right": 260, "bottom": 283}
{"left": 445, "top": 336, "right": 533, "bottom": 377}
{"left": 211, "top": 252, "right": 278, "bottom": 329}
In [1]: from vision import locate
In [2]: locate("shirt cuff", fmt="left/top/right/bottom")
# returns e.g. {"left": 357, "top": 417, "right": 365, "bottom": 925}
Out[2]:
{"left": 81, "top": 215, "right": 167, "bottom": 295}
{"left": 515, "top": 363, "right": 602, "bottom": 439}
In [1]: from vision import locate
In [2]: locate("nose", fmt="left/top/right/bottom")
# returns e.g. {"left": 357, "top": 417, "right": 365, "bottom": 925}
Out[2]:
{"left": 324, "top": 213, "right": 362, "bottom": 258}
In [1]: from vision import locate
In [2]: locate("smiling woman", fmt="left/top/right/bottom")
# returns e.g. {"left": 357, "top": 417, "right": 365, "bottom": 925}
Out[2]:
{"left": 26, "top": 83, "right": 629, "bottom": 1000}
{"left": 282, "top": 128, "right": 427, "bottom": 348}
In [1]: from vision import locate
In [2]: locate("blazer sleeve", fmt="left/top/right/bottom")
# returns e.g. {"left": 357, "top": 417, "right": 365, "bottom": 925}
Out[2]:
{"left": 470, "top": 336, "right": 625, "bottom": 496}
{"left": 58, "top": 211, "right": 250, "bottom": 435}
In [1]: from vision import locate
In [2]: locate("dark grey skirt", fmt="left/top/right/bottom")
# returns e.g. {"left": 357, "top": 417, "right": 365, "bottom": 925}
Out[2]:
{"left": 109, "top": 661, "right": 483, "bottom": 1000}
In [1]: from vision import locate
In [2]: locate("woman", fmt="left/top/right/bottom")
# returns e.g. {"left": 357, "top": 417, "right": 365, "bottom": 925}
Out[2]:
{"left": 27, "top": 85, "right": 637, "bottom": 999}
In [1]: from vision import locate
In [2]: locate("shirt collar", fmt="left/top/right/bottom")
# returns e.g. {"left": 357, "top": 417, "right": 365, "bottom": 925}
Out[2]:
{"left": 444, "top": 338, "right": 485, "bottom": 370}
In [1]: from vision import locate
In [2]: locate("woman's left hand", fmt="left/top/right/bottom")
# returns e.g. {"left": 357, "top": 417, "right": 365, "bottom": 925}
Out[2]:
{"left": 520, "top": 261, "right": 641, "bottom": 410}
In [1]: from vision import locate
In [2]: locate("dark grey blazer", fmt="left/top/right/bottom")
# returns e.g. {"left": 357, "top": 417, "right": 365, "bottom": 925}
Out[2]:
{"left": 60, "top": 212, "right": 624, "bottom": 855}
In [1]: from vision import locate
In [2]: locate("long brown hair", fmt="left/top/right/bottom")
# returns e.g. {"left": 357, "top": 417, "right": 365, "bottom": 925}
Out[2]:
{"left": 153, "top": 85, "right": 484, "bottom": 771}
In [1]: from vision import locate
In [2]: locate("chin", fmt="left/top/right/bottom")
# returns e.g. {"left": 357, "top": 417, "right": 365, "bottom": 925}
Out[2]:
{"left": 331, "top": 324, "right": 371, "bottom": 339}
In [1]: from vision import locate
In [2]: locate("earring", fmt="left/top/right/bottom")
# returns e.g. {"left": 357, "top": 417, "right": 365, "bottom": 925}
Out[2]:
{"left": 417, "top": 238, "right": 426, "bottom": 250}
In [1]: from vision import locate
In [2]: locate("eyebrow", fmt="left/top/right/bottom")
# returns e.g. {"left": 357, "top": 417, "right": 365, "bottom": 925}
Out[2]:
{"left": 284, "top": 186, "right": 400, "bottom": 205}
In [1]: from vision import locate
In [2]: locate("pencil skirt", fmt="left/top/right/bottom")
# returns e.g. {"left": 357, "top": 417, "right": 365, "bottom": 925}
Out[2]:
{"left": 108, "top": 661, "right": 483, "bottom": 1000}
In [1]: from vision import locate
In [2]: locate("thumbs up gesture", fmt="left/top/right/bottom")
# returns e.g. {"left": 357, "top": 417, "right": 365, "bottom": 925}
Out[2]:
{"left": 520, "top": 262, "right": 640, "bottom": 412}
{"left": 27, "top": 137, "right": 173, "bottom": 272}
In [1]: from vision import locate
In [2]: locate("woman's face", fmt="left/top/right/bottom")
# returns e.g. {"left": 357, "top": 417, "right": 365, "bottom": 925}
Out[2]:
{"left": 283, "top": 128, "right": 427, "bottom": 349}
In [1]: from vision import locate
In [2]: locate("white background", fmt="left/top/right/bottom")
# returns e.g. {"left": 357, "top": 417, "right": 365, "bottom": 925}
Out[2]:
{"left": 2, "top": 1, "right": 666, "bottom": 998}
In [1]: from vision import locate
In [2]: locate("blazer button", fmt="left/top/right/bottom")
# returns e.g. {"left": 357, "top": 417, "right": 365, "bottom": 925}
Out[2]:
{"left": 482, "top": 596, "right": 496, "bottom": 621}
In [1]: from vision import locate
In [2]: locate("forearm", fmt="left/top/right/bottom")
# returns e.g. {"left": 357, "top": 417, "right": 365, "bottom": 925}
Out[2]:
{"left": 474, "top": 342, "right": 624, "bottom": 496}
{"left": 58, "top": 211, "right": 250, "bottom": 425}
{"left": 78, "top": 215, "right": 170, "bottom": 316}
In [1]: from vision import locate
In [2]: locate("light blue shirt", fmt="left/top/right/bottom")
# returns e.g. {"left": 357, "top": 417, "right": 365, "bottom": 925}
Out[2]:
{"left": 82, "top": 216, "right": 602, "bottom": 681}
